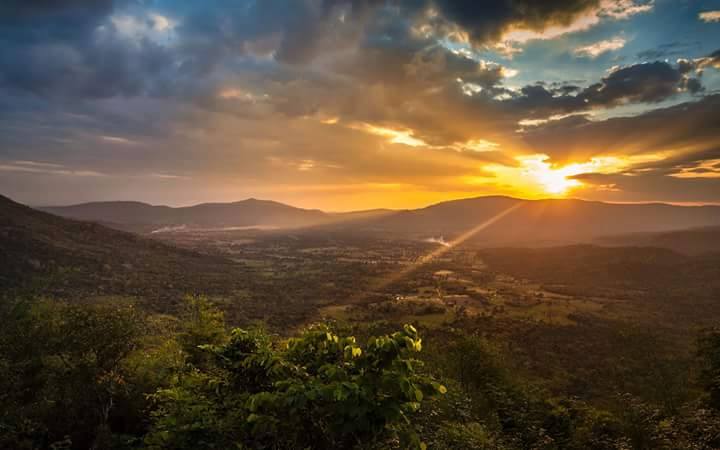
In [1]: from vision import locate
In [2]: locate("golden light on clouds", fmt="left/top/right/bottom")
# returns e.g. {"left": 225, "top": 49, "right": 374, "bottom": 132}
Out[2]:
{"left": 217, "top": 88, "right": 268, "bottom": 102}
{"left": 482, "top": 154, "right": 628, "bottom": 197}
{"left": 670, "top": 159, "right": 720, "bottom": 179}
{"left": 574, "top": 37, "right": 627, "bottom": 58}
{"left": 500, "top": 0, "right": 652, "bottom": 46}
{"left": 699, "top": 10, "right": 720, "bottom": 22}
{"left": 502, "top": 11, "right": 601, "bottom": 44}
{"left": 457, "top": 139, "right": 500, "bottom": 152}
{"left": 349, "top": 123, "right": 428, "bottom": 147}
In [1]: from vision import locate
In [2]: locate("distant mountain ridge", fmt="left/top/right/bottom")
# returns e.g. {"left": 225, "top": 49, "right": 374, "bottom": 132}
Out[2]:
{"left": 37, "top": 195, "right": 720, "bottom": 245}
{"left": 40, "top": 198, "right": 330, "bottom": 229}
{"left": 345, "top": 196, "right": 720, "bottom": 244}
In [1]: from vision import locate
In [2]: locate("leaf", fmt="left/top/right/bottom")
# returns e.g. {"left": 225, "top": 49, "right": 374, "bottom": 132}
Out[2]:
{"left": 414, "top": 338, "right": 422, "bottom": 352}
{"left": 432, "top": 382, "right": 448, "bottom": 394}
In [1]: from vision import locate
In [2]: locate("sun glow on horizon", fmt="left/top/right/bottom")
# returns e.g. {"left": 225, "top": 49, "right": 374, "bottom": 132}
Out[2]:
{"left": 520, "top": 155, "right": 585, "bottom": 194}
{"left": 481, "top": 154, "right": 627, "bottom": 197}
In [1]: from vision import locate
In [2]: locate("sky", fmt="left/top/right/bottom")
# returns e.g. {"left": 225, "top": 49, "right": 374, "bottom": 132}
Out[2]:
{"left": 1, "top": 0, "right": 719, "bottom": 211}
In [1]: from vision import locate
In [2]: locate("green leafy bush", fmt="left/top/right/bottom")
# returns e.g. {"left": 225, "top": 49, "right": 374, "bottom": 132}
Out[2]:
{"left": 146, "top": 323, "right": 445, "bottom": 450}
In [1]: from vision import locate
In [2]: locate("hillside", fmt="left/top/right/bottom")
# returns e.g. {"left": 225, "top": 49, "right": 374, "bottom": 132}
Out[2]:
{"left": 40, "top": 198, "right": 330, "bottom": 230}
{"left": 342, "top": 196, "right": 720, "bottom": 245}
{"left": 39, "top": 196, "right": 720, "bottom": 245}
{"left": 0, "top": 194, "right": 245, "bottom": 302}
{"left": 597, "top": 226, "right": 720, "bottom": 255}
{"left": 477, "top": 244, "right": 720, "bottom": 323}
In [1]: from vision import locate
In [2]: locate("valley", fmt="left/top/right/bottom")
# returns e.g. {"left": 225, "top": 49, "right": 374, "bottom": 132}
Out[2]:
{"left": 4, "top": 193, "right": 720, "bottom": 448}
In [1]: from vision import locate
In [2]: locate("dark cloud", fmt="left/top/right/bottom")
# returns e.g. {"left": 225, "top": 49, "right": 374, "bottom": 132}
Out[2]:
{"left": 523, "top": 94, "right": 720, "bottom": 161}
{"left": 582, "top": 61, "right": 688, "bottom": 105}
{"left": 552, "top": 83, "right": 584, "bottom": 96}
{"left": 427, "top": 0, "right": 600, "bottom": 45}
{"left": 0, "top": 0, "right": 176, "bottom": 99}
{"left": 500, "top": 83, "right": 585, "bottom": 117}
{"left": 0, "top": 0, "right": 655, "bottom": 102}
{"left": 0, "top": 34, "right": 173, "bottom": 99}
{"left": 501, "top": 60, "right": 706, "bottom": 119}
{"left": 0, "top": 0, "right": 119, "bottom": 40}
{"left": 685, "top": 77, "right": 704, "bottom": 94}
{"left": 171, "top": 0, "right": 386, "bottom": 70}
{"left": 0, "top": 0, "right": 701, "bottom": 110}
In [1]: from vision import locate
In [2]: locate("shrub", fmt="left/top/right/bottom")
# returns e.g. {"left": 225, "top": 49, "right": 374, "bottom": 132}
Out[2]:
{"left": 146, "top": 323, "right": 445, "bottom": 449}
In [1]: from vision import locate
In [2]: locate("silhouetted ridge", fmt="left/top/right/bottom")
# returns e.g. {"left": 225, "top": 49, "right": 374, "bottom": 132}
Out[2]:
{"left": 0, "top": 194, "right": 240, "bottom": 299}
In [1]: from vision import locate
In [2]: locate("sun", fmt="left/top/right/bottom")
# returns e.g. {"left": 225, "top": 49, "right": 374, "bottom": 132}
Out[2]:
{"left": 518, "top": 155, "right": 585, "bottom": 196}
{"left": 475, "top": 154, "right": 628, "bottom": 199}
{"left": 533, "top": 165, "right": 583, "bottom": 194}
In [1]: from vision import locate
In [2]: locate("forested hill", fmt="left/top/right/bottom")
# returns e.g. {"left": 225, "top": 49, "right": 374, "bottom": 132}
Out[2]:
{"left": 0, "top": 194, "right": 242, "bottom": 301}
{"left": 40, "top": 196, "right": 720, "bottom": 246}
{"left": 40, "top": 198, "right": 330, "bottom": 229}
{"left": 342, "top": 196, "right": 720, "bottom": 244}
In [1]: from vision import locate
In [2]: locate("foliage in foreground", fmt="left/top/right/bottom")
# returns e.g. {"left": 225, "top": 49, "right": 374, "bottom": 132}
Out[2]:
{"left": 146, "top": 322, "right": 444, "bottom": 449}
{"left": 0, "top": 296, "right": 445, "bottom": 450}
{"left": 5, "top": 295, "right": 720, "bottom": 449}
{"left": 0, "top": 298, "right": 144, "bottom": 450}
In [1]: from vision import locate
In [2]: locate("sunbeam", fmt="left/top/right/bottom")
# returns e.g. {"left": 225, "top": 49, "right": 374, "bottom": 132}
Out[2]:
{"left": 354, "top": 202, "right": 524, "bottom": 302}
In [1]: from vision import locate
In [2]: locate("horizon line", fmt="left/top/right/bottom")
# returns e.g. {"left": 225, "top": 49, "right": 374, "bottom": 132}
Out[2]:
{"left": 26, "top": 194, "right": 720, "bottom": 213}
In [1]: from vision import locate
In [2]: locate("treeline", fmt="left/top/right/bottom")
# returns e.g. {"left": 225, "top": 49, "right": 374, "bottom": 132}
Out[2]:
{"left": 3, "top": 296, "right": 720, "bottom": 449}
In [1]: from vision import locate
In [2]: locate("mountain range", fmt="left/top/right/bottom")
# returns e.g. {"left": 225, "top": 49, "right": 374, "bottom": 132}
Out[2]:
{"left": 39, "top": 196, "right": 720, "bottom": 246}
{"left": 40, "top": 198, "right": 329, "bottom": 230}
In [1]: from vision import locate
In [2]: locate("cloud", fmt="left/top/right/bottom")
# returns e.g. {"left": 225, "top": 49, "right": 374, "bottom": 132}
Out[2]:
{"left": 432, "top": 0, "right": 600, "bottom": 44}
{"left": 636, "top": 41, "right": 700, "bottom": 60}
{"left": 694, "top": 49, "right": 720, "bottom": 70}
{"left": 425, "top": 0, "right": 652, "bottom": 47}
{"left": 0, "top": 0, "right": 660, "bottom": 105}
{"left": 581, "top": 61, "right": 690, "bottom": 104}
{"left": 523, "top": 94, "right": 720, "bottom": 162}
{"left": 0, "top": 160, "right": 109, "bottom": 177}
{"left": 0, "top": 0, "right": 118, "bottom": 40}
{"left": 699, "top": 11, "right": 720, "bottom": 23}
{"left": 574, "top": 37, "right": 627, "bottom": 58}
{"left": 501, "top": 58, "right": 711, "bottom": 120}
{"left": 0, "top": 0, "right": 718, "bottom": 207}
{"left": 521, "top": 96, "right": 720, "bottom": 203}
{"left": 99, "top": 135, "right": 139, "bottom": 145}
{"left": 600, "top": 0, "right": 654, "bottom": 19}
{"left": 571, "top": 170, "right": 720, "bottom": 203}
{"left": 0, "top": 16, "right": 174, "bottom": 98}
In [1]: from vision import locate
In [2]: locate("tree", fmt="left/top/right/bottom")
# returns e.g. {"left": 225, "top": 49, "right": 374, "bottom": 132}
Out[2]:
{"left": 175, "top": 295, "right": 226, "bottom": 368}
{"left": 698, "top": 328, "right": 720, "bottom": 410}
{"left": 146, "top": 323, "right": 445, "bottom": 450}
{"left": 0, "top": 298, "right": 144, "bottom": 450}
